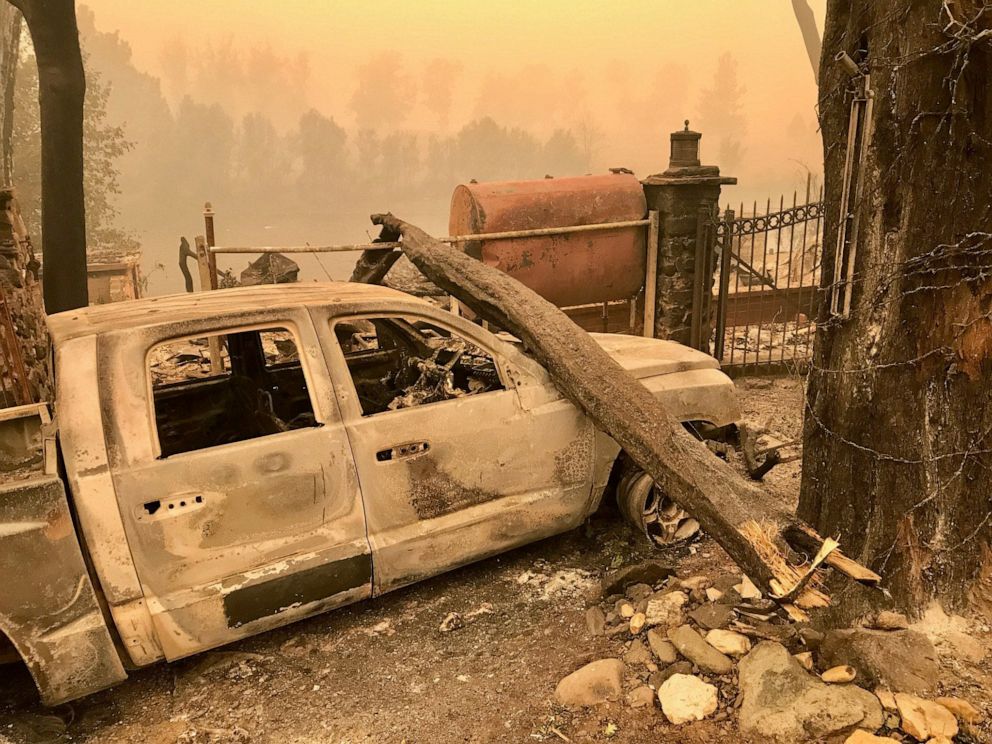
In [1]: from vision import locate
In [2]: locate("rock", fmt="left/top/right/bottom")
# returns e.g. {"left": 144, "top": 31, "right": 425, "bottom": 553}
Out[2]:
{"left": 871, "top": 610, "right": 910, "bottom": 630}
{"left": 619, "top": 602, "right": 635, "bottom": 619}
{"left": 925, "top": 737, "right": 953, "bottom": 744}
{"left": 844, "top": 732, "right": 894, "bottom": 743}
{"left": 585, "top": 607, "right": 606, "bottom": 636}
{"left": 602, "top": 561, "right": 675, "bottom": 597}
{"left": 793, "top": 652, "right": 814, "bottom": 671}
{"left": 874, "top": 688, "right": 897, "bottom": 711}
{"left": 679, "top": 575, "right": 712, "bottom": 592}
{"left": 669, "top": 625, "right": 734, "bottom": 675}
{"left": 820, "top": 628, "right": 939, "bottom": 695}
{"left": 912, "top": 603, "right": 987, "bottom": 663}
{"left": 712, "top": 574, "right": 740, "bottom": 594}
{"left": 895, "top": 693, "right": 957, "bottom": 741}
{"left": 649, "top": 661, "right": 693, "bottom": 689}
{"left": 749, "top": 620, "right": 800, "bottom": 648}
{"left": 625, "top": 582, "right": 654, "bottom": 602}
{"left": 644, "top": 591, "right": 688, "bottom": 628}
{"left": 689, "top": 602, "right": 735, "bottom": 630}
{"left": 623, "top": 639, "right": 652, "bottom": 666}
{"left": 657, "top": 674, "right": 718, "bottom": 724}
{"left": 705, "top": 629, "right": 752, "bottom": 657}
{"left": 799, "top": 626, "right": 825, "bottom": 650}
{"left": 705, "top": 587, "right": 724, "bottom": 602}
{"left": 940, "top": 629, "right": 987, "bottom": 663}
{"left": 821, "top": 665, "right": 857, "bottom": 684}
{"left": 554, "top": 659, "right": 625, "bottom": 707}
{"left": 934, "top": 696, "right": 981, "bottom": 724}
{"left": 439, "top": 612, "right": 463, "bottom": 632}
{"left": 738, "top": 641, "right": 884, "bottom": 743}
{"left": 626, "top": 685, "right": 656, "bottom": 708}
{"left": 629, "top": 612, "right": 646, "bottom": 635}
{"left": 647, "top": 629, "right": 678, "bottom": 664}
{"left": 736, "top": 576, "right": 762, "bottom": 600}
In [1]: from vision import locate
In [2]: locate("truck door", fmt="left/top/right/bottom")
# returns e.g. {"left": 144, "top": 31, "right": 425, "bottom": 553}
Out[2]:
{"left": 314, "top": 308, "right": 595, "bottom": 595}
{"left": 106, "top": 312, "right": 370, "bottom": 659}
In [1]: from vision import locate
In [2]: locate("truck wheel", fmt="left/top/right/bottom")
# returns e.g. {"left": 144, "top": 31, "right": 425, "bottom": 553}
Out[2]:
{"left": 615, "top": 463, "right": 700, "bottom": 547}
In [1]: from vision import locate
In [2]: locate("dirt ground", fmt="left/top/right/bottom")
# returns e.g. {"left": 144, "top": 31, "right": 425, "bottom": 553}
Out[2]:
{"left": 1, "top": 375, "right": 989, "bottom": 744}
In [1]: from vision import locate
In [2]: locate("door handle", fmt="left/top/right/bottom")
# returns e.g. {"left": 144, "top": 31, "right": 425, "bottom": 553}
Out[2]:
{"left": 376, "top": 441, "right": 430, "bottom": 462}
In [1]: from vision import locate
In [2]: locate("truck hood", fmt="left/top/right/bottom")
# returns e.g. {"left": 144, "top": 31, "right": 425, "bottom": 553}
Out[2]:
{"left": 589, "top": 333, "right": 721, "bottom": 379}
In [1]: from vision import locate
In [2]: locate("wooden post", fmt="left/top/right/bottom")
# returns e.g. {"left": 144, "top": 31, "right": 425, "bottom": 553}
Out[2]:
{"left": 194, "top": 236, "right": 223, "bottom": 375}
{"left": 203, "top": 202, "right": 219, "bottom": 290}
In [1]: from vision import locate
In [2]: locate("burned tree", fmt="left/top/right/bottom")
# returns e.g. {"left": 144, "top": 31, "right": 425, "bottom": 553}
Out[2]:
{"left": 801, "top": 1, "right": 992, "bottom": 615}
{"left": 8, "top": 0, "right": 87, "bottom": 312}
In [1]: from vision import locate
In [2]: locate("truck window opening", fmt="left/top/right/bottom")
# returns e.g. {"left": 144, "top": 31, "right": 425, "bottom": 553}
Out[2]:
{"left": 334, "top": 317, "right": 505, "bottom": 416}
{"left": 149, "top": 327, "right": 317, "bottom": 456}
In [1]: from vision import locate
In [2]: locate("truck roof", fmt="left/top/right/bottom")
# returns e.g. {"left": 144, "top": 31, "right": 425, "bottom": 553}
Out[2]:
{"left": 47, "top": 282, "right": 425, "bottom": 343}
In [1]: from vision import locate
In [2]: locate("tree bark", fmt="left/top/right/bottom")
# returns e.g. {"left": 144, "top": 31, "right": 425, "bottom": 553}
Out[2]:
{"left": 801, "top": 1, "right": 992, "bottom": 615}
{"left": 372, "top": 212, "right": 878, "bottom": 605}
{"left": 10, "top": 0, "right": 87, "bottom": 312}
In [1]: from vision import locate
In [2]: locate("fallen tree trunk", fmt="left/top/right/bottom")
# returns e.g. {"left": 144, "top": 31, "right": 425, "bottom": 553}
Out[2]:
{"left": 371, "top": 212, "right": 879, "bottom": 603}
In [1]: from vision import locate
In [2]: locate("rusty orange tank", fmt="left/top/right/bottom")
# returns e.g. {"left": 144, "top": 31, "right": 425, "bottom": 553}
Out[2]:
{"left": 448, "top": 173, "right": 647, "bottom": 307}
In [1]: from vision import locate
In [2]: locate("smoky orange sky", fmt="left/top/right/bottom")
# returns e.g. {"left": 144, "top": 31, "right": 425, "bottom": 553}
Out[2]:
{"left": 85, "top": 0, "right": 825, "bottom": 178}
{"left": 77, "top": 1, "right": 828, "bottom": 292}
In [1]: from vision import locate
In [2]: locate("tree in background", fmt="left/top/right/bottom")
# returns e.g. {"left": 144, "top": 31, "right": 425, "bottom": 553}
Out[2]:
{"left": 542, "top": 129, "right": 585, "bottom": 177}
{"left": 801, "top": 1, "right": 992, "bottom": 616}
{"left": 697, "top": 53, "right": 746, "bottom": 172}
{"left": 9, "top": 0, "right": 88, "bottom": 312}
{"left": 349, "top": 53, "right": 414, "bottom": 132}
{"left": 172, "top": 97, "right": 234, "bottom": 203}
{"left": 421, "top": 58, "right": 461, "bottom": 131}
{"left": 13, "top": 48, "right": 138, "bottom": 258}
{"left": 292, "top": 108, "right": 348, "bottom": 205}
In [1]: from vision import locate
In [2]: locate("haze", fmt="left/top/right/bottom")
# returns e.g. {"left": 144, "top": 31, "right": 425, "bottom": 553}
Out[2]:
{"left": 74, "top": 0, "right": 827, "bottom": 294}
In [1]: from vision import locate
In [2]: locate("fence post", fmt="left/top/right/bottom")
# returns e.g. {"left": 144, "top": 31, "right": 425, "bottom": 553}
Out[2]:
{"left": 203, "top": 202, "right": 219, "bottom": 290}
{"left": 640, "top": 121, "right": 736, "bottom": 349}
{"left": 713, "top": 207, "right": 735, "bottom": 360}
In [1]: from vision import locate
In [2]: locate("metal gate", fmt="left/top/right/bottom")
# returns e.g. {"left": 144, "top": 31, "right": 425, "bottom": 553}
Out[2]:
{"left": 712, "top": 178, "right": 824, "bottom": 375}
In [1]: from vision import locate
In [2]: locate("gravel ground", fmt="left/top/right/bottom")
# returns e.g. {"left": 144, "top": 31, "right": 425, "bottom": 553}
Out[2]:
{"left": 1, "top": 374, "right": 989, "bottom": 744}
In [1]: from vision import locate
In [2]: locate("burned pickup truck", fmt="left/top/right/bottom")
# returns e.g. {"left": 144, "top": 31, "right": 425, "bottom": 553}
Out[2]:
{"left": 0, "top": 281, "right": 740, "bottom": 704}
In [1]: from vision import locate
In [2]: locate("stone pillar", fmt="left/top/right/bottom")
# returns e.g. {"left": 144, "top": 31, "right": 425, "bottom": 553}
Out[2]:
{"left": 642, "top": 121, "right": 735, "bottom": 348}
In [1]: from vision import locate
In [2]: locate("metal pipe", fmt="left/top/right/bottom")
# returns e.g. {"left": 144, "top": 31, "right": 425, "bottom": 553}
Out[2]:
{"left": 642, "top": 210, "right": 660, "bottom": 339}
{"left": 210, "top": 243, "right": 403, "bottom": 255}
{"left": 207, "top": 218, "right": 654, "bottom": 256}
{"left": 835, "top": 51, "right": 860, "bottom": 77}
{"left": 445, "top": 218, "right": 651, "bottom": 243}
{"left": 714, "top": 208, "right": 734, "bottom": 360}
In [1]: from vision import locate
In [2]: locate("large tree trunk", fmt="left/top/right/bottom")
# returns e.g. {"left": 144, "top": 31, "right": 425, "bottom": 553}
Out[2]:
{"left": 801, "top": 1, "right": 992, "bottom": 615}
{"left": 372, "top": 212, "right": 878, "bottom": 608}
{"left": 10, "top": 0, "right": 87, "bottom": 312}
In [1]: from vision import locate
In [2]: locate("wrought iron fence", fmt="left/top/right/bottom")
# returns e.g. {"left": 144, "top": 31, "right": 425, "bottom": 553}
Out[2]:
{"left": 712, "top": 178, "right": 824, "bottom": 375}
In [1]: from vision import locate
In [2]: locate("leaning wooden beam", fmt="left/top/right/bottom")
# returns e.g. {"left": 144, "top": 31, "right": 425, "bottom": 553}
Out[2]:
{"left": 370, "top": 212, "right": 878, "bottom": 600}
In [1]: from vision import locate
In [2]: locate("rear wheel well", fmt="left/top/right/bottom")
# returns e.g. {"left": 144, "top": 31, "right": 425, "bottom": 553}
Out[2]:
{"left": 0, "top": 628, "right": 24, "bottom": 666}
